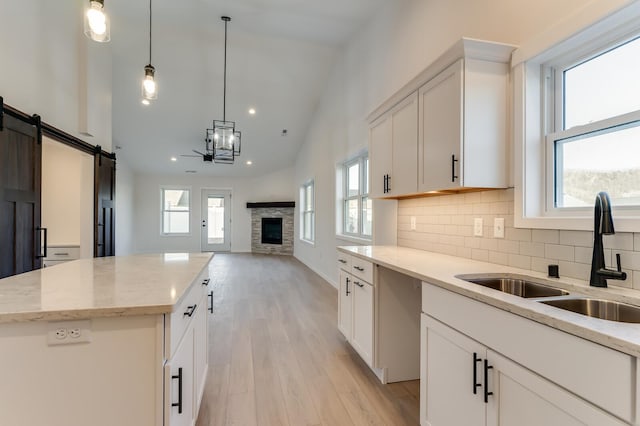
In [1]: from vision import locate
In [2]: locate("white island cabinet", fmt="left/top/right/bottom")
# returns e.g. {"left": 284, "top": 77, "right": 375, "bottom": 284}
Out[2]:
{"left": 0, "top": 253, "right": 214, "bottom": 426}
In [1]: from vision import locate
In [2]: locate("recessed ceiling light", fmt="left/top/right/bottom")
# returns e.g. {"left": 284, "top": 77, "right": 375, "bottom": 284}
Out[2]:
{"left": 170, "top": 157, "right": 177, "bottom": 162}
{"left": 141, "top": 99, "right": 150, "bottom": 105}
{"left": 246, "top": 160, "right": 253, "bottom": 165}
{"left": 248, "top": 108, "right": 256, "bottom": 115}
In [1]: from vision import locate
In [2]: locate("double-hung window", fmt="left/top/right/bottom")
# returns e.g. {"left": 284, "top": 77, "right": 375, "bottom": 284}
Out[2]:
{"left": 161, "top": 187, "right": 190, "bottom": 235}
{"left": 300, "top": 180, "right": 315, "bottom": 243}
{"left": 342, "top": 154, "right": 371, "bottom": 238}
{"left": 548, "top": 35, "right": 640, "bottom": 209}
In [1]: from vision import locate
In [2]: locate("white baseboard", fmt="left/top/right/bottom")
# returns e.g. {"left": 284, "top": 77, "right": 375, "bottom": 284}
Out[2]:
{"left": 293, "top": 254, "right": 338, "bottom": 289}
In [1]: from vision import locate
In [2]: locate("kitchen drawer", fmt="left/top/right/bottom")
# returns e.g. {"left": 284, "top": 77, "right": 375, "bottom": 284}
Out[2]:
{"left": 336, "top": 252, "right": 351, "bottom": 271}
{"left": 44, "top": 245, "right": 80, "bottom": 261}
{"left": 351, "top": 257, "right": 373, "bottom": 283}
{"left": 166, "top": 270, "right": 209, "bottom": 358}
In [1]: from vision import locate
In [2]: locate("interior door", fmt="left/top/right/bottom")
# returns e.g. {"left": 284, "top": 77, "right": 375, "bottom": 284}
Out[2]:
{"left": 94, "top": 152, "right": 116, "bottom": 257}
{"left": 201, "top": 189, "right": 231, "bottom": 252}
{"left": 0, "top": 108, "right": 42, "bottom": 278}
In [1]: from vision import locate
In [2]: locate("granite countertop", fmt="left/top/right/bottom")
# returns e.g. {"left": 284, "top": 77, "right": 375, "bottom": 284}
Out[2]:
{"left": 339, "top": 245, "right": 640, "bottom": 358}
{"left": 0, "top": 253, "right": 213, "bottom": 323}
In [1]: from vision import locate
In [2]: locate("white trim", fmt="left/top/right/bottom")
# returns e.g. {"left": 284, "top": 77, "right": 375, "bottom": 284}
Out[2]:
{"left": 335, "top": 234, "right": 371, "bottom": 245}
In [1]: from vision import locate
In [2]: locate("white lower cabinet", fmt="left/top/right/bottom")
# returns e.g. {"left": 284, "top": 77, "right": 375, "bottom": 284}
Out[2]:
{"left": 338, "top": 269, "right": 353, "bottom": 339}
{"left": 166, "top": 326, "right": 195, "bottom": 426}
{"left": 421, "top": 314, "right": 625, "bottom": 426}
{"left": 351, "top": 276, "right": 374, "bottom": 366}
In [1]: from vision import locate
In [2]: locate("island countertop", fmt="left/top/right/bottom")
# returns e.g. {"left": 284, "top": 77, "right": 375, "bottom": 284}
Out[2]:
{"left": 0, "top": 253, "right": 213, "bottom": 323}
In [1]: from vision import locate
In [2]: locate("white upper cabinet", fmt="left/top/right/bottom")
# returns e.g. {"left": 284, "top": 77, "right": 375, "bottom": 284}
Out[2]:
{"left": 369, "top": 93, "right": 418, "bottom": 198}
{"left": 368, "top": 38, "right": 515, "bottom": 197}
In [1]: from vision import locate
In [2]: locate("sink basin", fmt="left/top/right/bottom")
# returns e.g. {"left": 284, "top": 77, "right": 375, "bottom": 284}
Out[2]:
{"left": 459, "top": 276, "right": 569, "bottom": 298}
{"left": 540, "top": 298, "right": 640, "bottom": 323}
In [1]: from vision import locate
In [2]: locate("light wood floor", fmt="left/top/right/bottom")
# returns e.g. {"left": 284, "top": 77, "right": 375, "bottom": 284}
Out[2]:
{"left": 196, "top": 253, "right": 420, "bottom": 426}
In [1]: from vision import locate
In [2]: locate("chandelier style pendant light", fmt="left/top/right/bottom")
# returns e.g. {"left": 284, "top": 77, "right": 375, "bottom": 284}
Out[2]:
{"left": 205, "top": 16, "right": 241, "bottom": 164}
{"left": 142, "top": 0, "right": 158, "bottom": 100}
{"left": 84, "top": 0, "right": 110, "bottom": 42}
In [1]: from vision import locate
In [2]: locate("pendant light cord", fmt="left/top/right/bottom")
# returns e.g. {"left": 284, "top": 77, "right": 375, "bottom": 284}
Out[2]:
{"left": 223, "top": 18, "right": 228, "bottom": 122}
{"left": 148, "top": 0, "right": 152, "bottom": 65}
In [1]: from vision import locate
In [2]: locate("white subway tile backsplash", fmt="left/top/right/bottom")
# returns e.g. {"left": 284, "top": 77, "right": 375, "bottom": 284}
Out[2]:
{"left": 545, "top": 244, "right": 574, "bottom": 262}
{"left": 397, "top": 188, "right": 640, "bottom": 291}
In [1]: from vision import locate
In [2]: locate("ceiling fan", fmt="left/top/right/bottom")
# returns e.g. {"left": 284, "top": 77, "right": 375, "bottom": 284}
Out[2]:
{"left": 181, "top": 149, "right": 213, "bottom": 162}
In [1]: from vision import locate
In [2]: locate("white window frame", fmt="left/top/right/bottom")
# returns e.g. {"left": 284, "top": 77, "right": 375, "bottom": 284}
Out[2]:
{"left": 338, "top": 153, "right": 371, "bottom": 240}
{"left": 160, "top": 186, "right": 191, "bottom": 236}
{"left": 300, "top": 179, "right": 315, "bottom": 244}
{"left": 513, "top": 0, "right": 640, "bottom": 232}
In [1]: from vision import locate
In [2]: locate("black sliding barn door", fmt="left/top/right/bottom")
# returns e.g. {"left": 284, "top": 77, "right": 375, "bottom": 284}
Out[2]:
{"left": 0, "top": 106, "right": 43, "bottom": 278}
{"left": 94, "top": 151, "right": 116, "bottom": 257}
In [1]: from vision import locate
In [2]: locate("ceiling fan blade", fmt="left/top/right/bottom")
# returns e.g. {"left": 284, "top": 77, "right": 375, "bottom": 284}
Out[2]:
{"left": 192, "top": 149, "right": 206, "bottom": 156}
{"left": 180, "top": 154, "right": 201, "bottom": 158}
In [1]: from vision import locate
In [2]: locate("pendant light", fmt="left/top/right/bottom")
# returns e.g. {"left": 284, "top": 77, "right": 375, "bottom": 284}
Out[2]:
{"left": 84, "top": 0, "right": 110, "bottom": 42}
{"left": 142, "top": 0, "right": 158, "bottom": 100}
{"left": 205, "top": 16, "right": 241, "bottom": 164}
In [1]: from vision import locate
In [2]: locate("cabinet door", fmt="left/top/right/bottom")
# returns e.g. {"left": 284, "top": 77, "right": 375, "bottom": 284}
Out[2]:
{"left": 369, "top": 114, "right": 392, "bottom": 198}
{"left": 418, "top": 59, "right": 463, "bottom": 192}
{"left": 166, "top": 327, "right": 195, "bottom": 426}
{"left": 388, "top": 93, "right": 418, "bottom": 197}
{"left": 351, "top": 278, "right": 374, "bottom": 366}
{"left": 193, "top": 297, "right": 208, "bottom": 415}
{"left": 486, "top": 350, "right": 627, "bottom": 426}
{"left": 421, "top": 314, "right": 486, "bottom": 426}
{"left": 338, "top": 270, "right": 353, "bottom": 340}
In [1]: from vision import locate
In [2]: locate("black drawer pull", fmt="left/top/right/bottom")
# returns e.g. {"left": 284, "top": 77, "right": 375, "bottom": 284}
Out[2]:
{"left": 208, "top": 291, "right": 214, "bottom": 313}
{"left": 473, "top": 353, "right": 482, "bottom": 394}
{"left": 484, "top": 359, "right": 493, "bottom": 403}
{"left": 338, "top": 259, "right": 347, "bottom": 264}
{"left": 354, "top": 281, "right": 364, "bottom": 288}
{"left": 353, "top": 266, "right": 365, "bottom": 272}
{"left": 202, "top": 278, "right": 210, "bottom": 286}
{"left": 171, "top": 367, "right": 183, "bottom": 413}
{"left": 183, "top": 304, "right": 197, "bottom": 317}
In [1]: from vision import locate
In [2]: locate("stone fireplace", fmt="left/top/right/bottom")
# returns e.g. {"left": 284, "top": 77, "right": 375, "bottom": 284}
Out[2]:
{"left": 247, "top": 202, "right": 294, "bottom": 255}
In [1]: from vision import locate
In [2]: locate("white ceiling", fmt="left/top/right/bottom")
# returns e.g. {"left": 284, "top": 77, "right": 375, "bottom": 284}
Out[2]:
{"left": 110, "top": 0, "right": 385, "bottom": 177}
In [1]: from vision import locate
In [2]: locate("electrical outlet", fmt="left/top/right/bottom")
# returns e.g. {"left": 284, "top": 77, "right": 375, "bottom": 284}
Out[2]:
{"left": 473, "top": 218, "right": 483, "bottom": 236}
{"left": 410, "top": 216, "right": 417, "bottom": 230}
{"left": 47, "top": 320, "right": 92, "bottom": 346}
{"left": 494, "top": 218, "right": 505, "bottom": 238}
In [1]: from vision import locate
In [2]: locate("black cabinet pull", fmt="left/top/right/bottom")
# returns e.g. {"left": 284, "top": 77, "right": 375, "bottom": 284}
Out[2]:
{"left": 338, "top": 259, "right": 347, "bottom": 264}
{"left": 208, "top": 291, "right": 214, "bottom": 313}
{"left": 451, "top": 154, "right": 459, "bottom": 182}
{"left": 353, "top": 266, "right": 365, "bottom": 272}
{"left": 386, "top": 174, "right": 391, "bottom": 192}
{"left": 346, "top": 277, "right": 351, "bottom": 296}
{"left": 383, "top": 174, "right": 387, "bottom": 193}
{"left": 171, "top": 367, "right": 183, "bottom": 414}
{"left": 36, "top": 227, "right": 47, "bottom": 259}
{"left": 201, "top": 278, "right": 210, "bottom": 286}
{"left": 473, "top": 352, "right": 482, "bottom": 395}
{"left": 183, "top": 304, "right": 197, "bottom": 317}
{"left": 483, "top": 359, "right": 493, "bottom": 403}
{"left": 354, "top": 281, "right": 364, "bottom": 288}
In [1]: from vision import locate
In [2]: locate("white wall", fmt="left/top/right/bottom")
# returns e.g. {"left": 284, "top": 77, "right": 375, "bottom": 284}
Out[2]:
{"left": 41, "top": 137, "right": 94, "bottom": 258}
{"left": 115, "top": 159, "right": 135, "bottom": 256}
{"left": 0, "top": 0, "right": 112, "bottom": 151}
{"left": 293, "top": 0, "right": 593, "bottom": 287}
{"left": 133, "top": 168, "right": 294, "bottom": 254}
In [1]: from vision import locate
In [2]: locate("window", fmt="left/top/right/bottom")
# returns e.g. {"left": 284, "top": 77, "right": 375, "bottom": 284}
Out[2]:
{"left": 161, "top": 188, "right": 190, "bottom": 235}
{"left": 300, "top": 180, "right": 315, "bottom": 243}
{"left": 513, "top": 1, "right": 640, "bottom": 231}
{"left": 548, "top": 35, "right": 640, "bottom": 209}
{"left": 341, "top": 154, "right": 371, "bottom": 239}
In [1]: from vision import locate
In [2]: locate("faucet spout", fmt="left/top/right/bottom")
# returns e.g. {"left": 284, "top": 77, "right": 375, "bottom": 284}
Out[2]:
{"left": 590, "top": 192, "right": 626, "bottom": 287}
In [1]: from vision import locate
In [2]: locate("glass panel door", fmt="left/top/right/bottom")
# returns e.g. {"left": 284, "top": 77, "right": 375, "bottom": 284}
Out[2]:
{"left": 201, "top": 189, "right": 231, "bottom": 252}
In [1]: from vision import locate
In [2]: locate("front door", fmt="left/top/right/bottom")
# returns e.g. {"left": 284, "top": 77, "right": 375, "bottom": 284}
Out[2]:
{"left": 0, "top": 109, "right": 42, "bottom": 278}
{"left": 201, "top": 189, "right": 231, "bottom": 252}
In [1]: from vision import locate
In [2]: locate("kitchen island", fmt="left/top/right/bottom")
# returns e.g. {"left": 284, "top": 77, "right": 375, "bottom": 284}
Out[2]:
{"left": 0, "top": 253, "right": 213, "bottom": 426}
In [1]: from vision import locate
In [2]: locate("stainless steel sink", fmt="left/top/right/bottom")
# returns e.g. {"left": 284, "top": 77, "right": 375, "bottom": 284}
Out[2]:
{"left": 539, "top": 298, "right": 640, "bottom": 323}
{"left": 457, "top": 276, "right": 570, "bottom": 298}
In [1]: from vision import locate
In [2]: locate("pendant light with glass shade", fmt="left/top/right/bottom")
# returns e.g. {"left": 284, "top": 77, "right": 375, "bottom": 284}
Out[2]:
{"left": 204, "top": 16, "right": 241, "bottom": 164}
{"left": 84, "top": 0, "right": 110, "bottom": 42}
{"left": 142, "top": 0, "right": 158, "bottom": 101}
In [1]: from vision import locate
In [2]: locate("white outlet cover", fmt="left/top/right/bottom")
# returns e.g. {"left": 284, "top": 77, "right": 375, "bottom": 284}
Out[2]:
{"left": 494, "top": 217, "right": 505, "bottom": 238}
{"left": 47, "top": 320, "right": 92, "bottom": 346}
{"left": 410, "top": 216, "right": 417, "bottom": 230}
{"left": 473, "top": 218, "right": 483, "bottom": 236}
